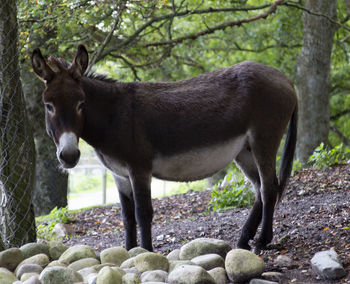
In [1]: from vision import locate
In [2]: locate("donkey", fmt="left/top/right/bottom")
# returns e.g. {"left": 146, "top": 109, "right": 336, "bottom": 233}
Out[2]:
{"left": 31, "top": 44, "right": 297, "bottom": 253}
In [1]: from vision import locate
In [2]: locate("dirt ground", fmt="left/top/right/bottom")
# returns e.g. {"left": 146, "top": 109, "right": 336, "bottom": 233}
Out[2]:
{"left": 64, "top": 164, "right": 350, "bottom": 283}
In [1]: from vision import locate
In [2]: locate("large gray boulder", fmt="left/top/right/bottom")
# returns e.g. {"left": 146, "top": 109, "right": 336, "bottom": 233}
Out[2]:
{"left": 179, "top": 238, "right": 231, "bottom": 260}
{"left": 225, "top": 249, "right": 265, "bottom": 283}
{"left": 311, "top": 250, "right": 346, "bottom": 280}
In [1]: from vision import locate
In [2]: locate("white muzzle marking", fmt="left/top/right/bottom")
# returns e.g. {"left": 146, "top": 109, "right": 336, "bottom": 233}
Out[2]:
{"left": 57, "top": 132, "right": 79, "bottom": 167}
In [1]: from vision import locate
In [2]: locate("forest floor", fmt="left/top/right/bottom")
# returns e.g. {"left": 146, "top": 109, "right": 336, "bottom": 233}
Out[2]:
{"left": 64, "top": 164, "right": 350, "bottom": 284}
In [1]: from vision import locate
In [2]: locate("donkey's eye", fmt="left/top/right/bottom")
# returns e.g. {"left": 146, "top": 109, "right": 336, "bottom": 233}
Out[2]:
{"left": 45, "top": 103, "right": 54, "bottom": 113}
{"left": 77, "top": 102, "right": 85, "bottom": 113}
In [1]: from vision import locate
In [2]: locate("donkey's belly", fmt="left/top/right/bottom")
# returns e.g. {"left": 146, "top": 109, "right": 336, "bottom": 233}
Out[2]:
{"left": 152, "top": 135, "right": 247, "bottom": 181}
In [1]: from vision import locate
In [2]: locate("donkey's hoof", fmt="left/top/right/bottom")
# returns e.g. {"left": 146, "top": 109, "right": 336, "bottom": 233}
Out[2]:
{"left": 237, "top": 242, "right": 251, "bottom": 251}
{"left": 252, "top": 246, "right": 262, "bottom": 255}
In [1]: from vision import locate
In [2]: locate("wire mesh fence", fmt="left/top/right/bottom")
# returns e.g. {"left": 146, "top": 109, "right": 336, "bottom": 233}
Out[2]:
{"left": 0, "top": 0, "right": 36, "bottom": 250}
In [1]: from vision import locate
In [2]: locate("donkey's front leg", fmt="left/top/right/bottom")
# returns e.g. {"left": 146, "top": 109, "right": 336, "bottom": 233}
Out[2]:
{"left": 129, "top": 169, "right": 153, "bottom": 251}
{"left": 114, "top": 175, "right": 137, "bottom": 250}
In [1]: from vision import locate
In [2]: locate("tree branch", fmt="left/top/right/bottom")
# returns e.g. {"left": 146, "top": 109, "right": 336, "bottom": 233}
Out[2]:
{"left": 331, "top": 109, "right": 350, "bottom": 121}
{"left": 97, "top": 2, "right": 279, "bottom": 61}
{"left": 87, "top": 1, "right": 126, "bottom": 71}
{"left": 141, "top": 0, "right": 285, "bottom": 48}
{"left": 283, "top": 1, "right": 350, "bottom": 32}
{"left": 330, "top": 125, "right": 350, "bottom": 146}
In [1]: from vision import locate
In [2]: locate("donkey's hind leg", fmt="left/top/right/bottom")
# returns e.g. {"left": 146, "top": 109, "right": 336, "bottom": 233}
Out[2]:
{"left": 114, "top": 175, "right": 137, "bottom": 250}
{"left": 235, "top": 146, "right": 262, "bottom": 251}
{"left": 250, "top": 141, "right": 280, "bottom": 254}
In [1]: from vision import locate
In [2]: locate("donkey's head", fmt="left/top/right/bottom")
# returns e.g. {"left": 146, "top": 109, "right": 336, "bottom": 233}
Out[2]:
{"left": 31, "top": 45, "right": 89, "bottom": 168}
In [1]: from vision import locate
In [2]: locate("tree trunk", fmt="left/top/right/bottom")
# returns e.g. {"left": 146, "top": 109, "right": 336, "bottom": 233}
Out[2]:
{"left": 295, "top": 1, "right": 337, "bottom": 165}
{"left": 22, "top": 72, "right": 68, "bottom": 217}
{"left": 0, "top": 0, "right": 36, "bottom": 249}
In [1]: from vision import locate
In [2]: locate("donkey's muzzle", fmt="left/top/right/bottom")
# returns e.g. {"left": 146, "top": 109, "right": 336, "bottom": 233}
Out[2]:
{"left": 57, "top": 132, "right": 80, "bottom": 168}
{"left": 59, "top": 148, "right": 80, "bottom": 168}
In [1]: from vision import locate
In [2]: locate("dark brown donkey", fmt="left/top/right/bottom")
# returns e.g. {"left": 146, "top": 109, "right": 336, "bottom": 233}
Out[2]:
{"left": 31, "top": 45, "right": 297, "bottom": 253}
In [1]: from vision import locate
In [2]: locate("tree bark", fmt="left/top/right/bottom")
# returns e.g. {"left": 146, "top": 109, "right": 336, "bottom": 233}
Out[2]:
{"left": 0, "top": 0, "right": 36, "bottom": 249}
{"left": 295, "top": 0, "right": 337, "bottom": 165}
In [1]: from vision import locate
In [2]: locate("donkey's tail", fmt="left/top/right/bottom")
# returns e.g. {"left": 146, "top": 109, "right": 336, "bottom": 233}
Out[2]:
{"left": 277, "top": 106, "right": 298, "bottom": 203}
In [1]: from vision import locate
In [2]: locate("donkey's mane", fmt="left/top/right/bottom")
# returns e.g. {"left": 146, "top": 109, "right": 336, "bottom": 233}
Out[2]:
{"left": 48, "top": 57, "right": 116, "bottom": 83}
{"left": 85, "top": 71, "right": 117, "bottom": 83}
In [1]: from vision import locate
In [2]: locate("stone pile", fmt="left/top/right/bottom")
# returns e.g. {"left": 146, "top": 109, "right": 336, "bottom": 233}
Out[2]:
{"left": 0, "top": 238, "right": 346, "bottom": 284}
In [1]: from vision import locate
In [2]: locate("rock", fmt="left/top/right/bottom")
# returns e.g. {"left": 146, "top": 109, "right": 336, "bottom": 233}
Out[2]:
{"left": 123, "top": 267, "right": 139, "bottom": 274}
{"left": 96, "top": 266, "right": 122, "bottom": 284}
{"left": 47, "top": 260, "right": 67, "bottom": 267}
{"left": 52, "top": 223, "right": 74, "bottom": 238}
{"left": 48, "top": 241, "right": 68, "bottom": 260}
{"left": 120, "top": 257, "right": 135, "bottom": 269}
{"left": 191, "top": 253, "right": 225, "bottom": 270}
{"left": 20, "top": 272, "right": 40, "bottom": 281}
{"left": 167, "top": 249, "right": 180, "bottom": 261}
{"left": 249, "top": 279, "right": 278, "bottom": 284}
{"left": 128, "top": 247, "right": 148, "bottom": 257}
{"left": 168, "top": 264, "right": 216, "bottom": 284}
{"left": 100, "top": 247, "right": 129, "bottom": 266}
{"left": 274, "top": 255, "right": 293, "bottom": 268}
{"left": 122, "top": 272, "right": 140, "bottom": 284}
{"left": 16, "top": 253, "right": 50, "bottom": 274}
{"left": 87, "top": 272, "right": 98, "bottom": 284}
{"left": 16, "top": 264, "right": 43, "bottom": 279}
{"left": 68, "top": 257, "right": 100, "bottom": 271}
{"left": 169, "top": 260, "right": 193, "bottom": 273}
{"left": 58, "top": 245, "right": 97, "bottom": 264}
{"left": 0, "top": 248, "right": 24, "bottom": 271}
{"left": 111, "top": 266, "right": 126, "bottom": 276}
{"left": 311, "top": 249, "right": 346, "bottom": 280}
{"left": 208, "top": 267, "right": 227, "bottom": 284}
{"left": 225, "top": 249, "right": 265, "bottom": 283}
{"left": 179, "top": 238, "right": 231, "bottom": 260}
{"left": 92, "top": 263, "right": 117, "bottom": 272}
{"left": 77, "top": 267, "right": 96, "bottom": 283}
{"left": 22, "top": 275, "right": 41, "bottom": 284}
{"left": 39, "top": 266, "right": 83, "bottom": 284}
{"left": 261, "top": 271, "right": 283, "bottom": 282}
{"left": 134, "top": 252, "right": 169, "bottom": 273}
{"left": 20, "top": 242, "right": 50, "bottom": 259}
{"left": 0, "top": 267, "right": 18, "bottom": 284}
{"left": 141, "top": 270, "right": 168, "bottom": 282}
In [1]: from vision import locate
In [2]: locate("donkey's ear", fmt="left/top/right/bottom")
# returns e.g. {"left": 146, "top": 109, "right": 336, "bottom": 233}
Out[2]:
{"left": 31, "top": 48, "right": 55, "bottom": 83}
{"left": 70, "top": 44, "right": 89, "bottom": 79}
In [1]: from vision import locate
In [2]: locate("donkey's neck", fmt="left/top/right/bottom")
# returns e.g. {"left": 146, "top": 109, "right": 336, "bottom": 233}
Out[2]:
{"left": 80, "top": 77, "right": 134, "bottom": 151}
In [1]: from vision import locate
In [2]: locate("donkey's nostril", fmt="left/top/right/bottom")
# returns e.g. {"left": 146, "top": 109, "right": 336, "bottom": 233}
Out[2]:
{"left": 59, "top": 148, "right": 80, "bottom": 167}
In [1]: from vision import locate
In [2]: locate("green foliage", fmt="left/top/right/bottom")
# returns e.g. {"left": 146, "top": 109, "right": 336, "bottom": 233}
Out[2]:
{"left": 308, "top": 143, "right": 350, "bottom": 169}
{"left": 167, "top": 180, "right": 208, "bottom": 195}
{"left": 209, "top": 168, "right": 255, "bottom": 212}
{"left": 36, "top": 206, "right": 71, "bottom": 241}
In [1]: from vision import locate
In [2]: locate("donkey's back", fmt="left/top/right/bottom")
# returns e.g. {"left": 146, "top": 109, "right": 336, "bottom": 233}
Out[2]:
{"left": 133, "top": 61, "right": 297, "bottom": 183}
